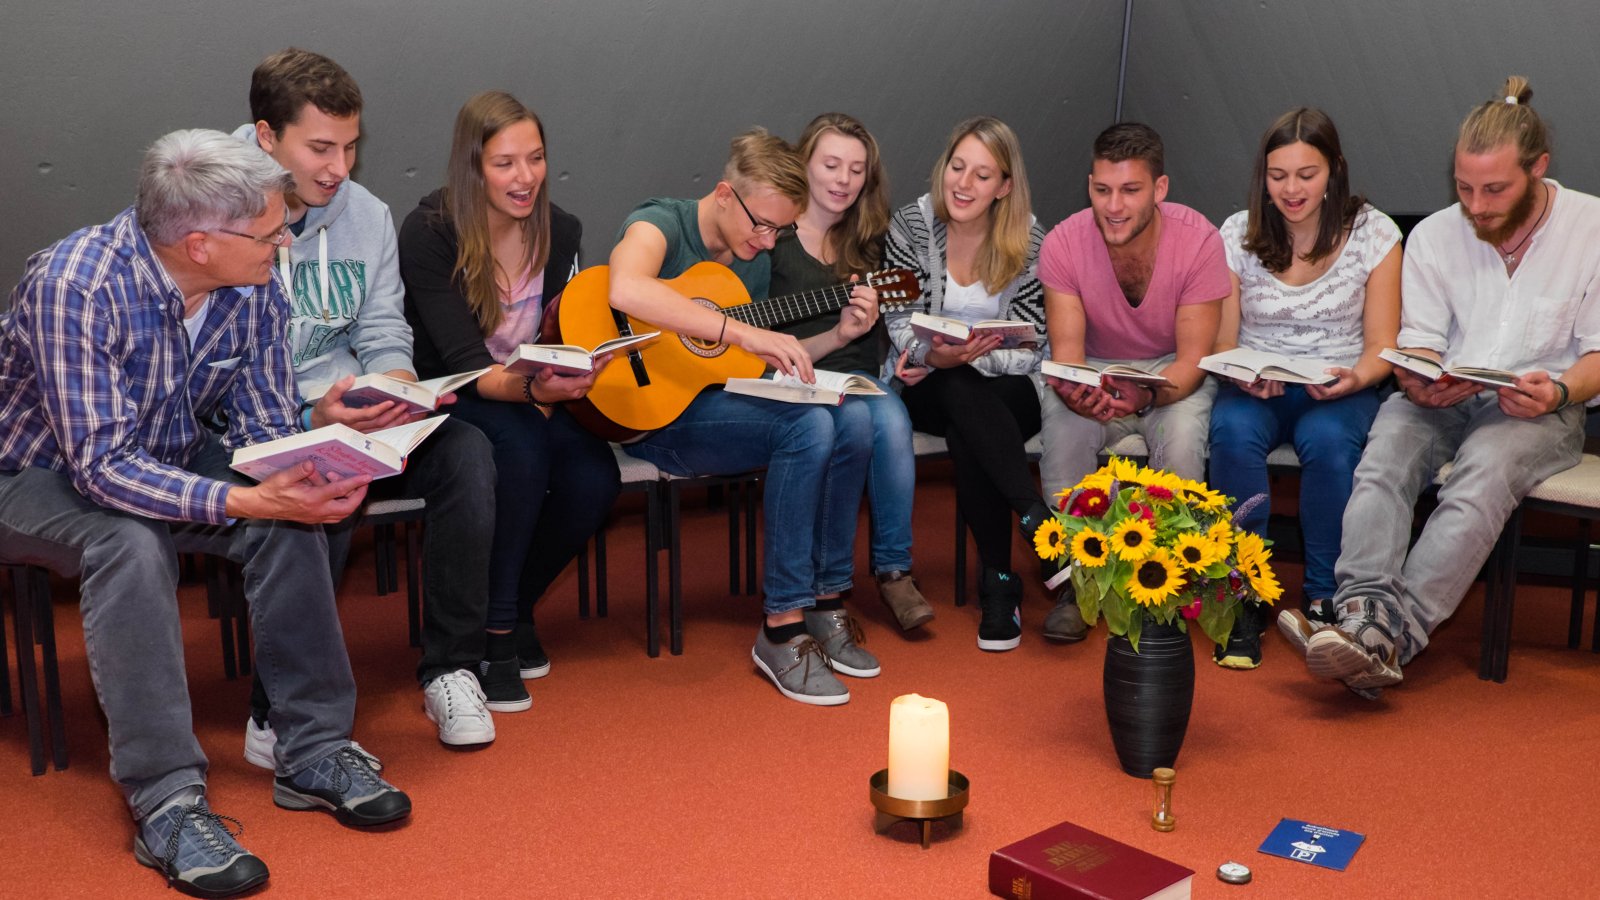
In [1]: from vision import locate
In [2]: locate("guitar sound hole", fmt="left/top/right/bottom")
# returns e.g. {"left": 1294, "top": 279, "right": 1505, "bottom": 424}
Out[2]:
{"left": 680, "top": 296, "right": 730, "bottom": 359}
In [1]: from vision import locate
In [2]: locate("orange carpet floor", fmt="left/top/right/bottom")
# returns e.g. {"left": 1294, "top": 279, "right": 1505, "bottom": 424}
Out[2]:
{"left": 3, "top": 468, "right": 1599, "bottom": 899}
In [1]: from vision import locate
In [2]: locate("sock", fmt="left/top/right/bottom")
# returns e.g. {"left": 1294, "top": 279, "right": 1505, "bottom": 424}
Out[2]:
{"left": 485, "top": 630, "right": 516, "bottom": 661}
{"left": 1018, "top": 501, "right": 1054, "bottom": 538}
{"left": 813, "top": 598, "right": 844, "bottom": 612}
{"left": 764, "top": 621, "right": 807, "bottom": 644}
{"left": 149, "top": 786, "right": 204, "bottom": 820}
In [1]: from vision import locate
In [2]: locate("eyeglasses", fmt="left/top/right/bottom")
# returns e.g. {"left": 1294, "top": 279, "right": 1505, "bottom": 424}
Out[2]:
{"left": 728, "top": 184, "right": 793, "bottom": 237}
{"left": 214, "top": 223, "right": 293, "bottom": 247}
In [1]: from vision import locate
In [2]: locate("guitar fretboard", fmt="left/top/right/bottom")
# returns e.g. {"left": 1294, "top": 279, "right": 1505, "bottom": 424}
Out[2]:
{"left": 727, "top": 282, "right": 860, "bottom": 329}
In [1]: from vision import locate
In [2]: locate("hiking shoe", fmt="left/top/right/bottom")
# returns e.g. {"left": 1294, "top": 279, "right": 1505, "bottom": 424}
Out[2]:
{"left": 273, "top": 745, "right": 412, "bottom": 827}
{"left": 977, "top": 568, "right": 1022, "bottom": 652}
{"left": 135, "top": 798, "right": 269, "bottom": 898}
{"left": 752, "top": 629, "right": 849, "bottom": 706}
{"left": 477, "top": 657, "right": 532, "bottom": 713}
{"left": 1041, "top": 583, "right": 1088, "bottom": 642}
{"left": 804, "top": 608, "right": 881, "bottom": 677}
{"left": 876, "top": 570, "right": 934, "bottom": 631}
{"left": 1305, "top": 597, "right": 1403, "bottom": 696}
{"left": 423, "top": 670, "right": 495, "bottom": 746}
{"left": 1214, "top": 600, "right": 1267, "bottom": 670}
{"left": 243, "top": 718, "right": 380, "bottom": 773}
{"left": 514, "top": 619, "right": 551, "bottom": 680}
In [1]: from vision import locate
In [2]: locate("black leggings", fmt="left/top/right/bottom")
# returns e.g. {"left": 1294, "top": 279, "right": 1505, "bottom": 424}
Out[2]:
{"left": 901, "top": 366, "right": 1044, "bottom": 571}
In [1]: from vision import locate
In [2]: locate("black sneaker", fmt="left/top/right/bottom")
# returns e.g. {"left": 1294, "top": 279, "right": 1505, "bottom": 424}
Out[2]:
{"left": 478, "top": 657, "right": 532, "bottom": 712}
{"left": 135, "top": 798, "right": 269, "bottom": 898}
{"left": 515, "top": 620, "right": 551, "bottom": 680}
{"left": 977, "top": 568, "right": 1022, "bottom": 652}
{"left": 273, "top": 745, "right": 411, "bottom": 827}
{"left": 1214, "top": 600, "right": 1266, "bottom": 669}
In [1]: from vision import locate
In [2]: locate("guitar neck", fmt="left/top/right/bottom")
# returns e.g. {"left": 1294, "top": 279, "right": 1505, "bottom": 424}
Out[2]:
{"left": 727, "top": 282, "right": 859, "bottom": 329}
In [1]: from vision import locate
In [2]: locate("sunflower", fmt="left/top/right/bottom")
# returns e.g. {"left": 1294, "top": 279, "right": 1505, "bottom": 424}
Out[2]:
{"left": 1106, "top": 457, "right": 1141, "bottom": 483}
{"left": 1074, "top": 470, "right": 1115, "bottom": 496}
{"left": 1070, "top": 528, "right": 1111, "bottom": 567}
{"left": 1234, "top": 532, "right": 1283, "bottom": 604}
{"left": 1033, "top": 518, "right": 1068, "bottom": 561}
{"left": 1206, "top": 520, "right": 1234, "bottom": 555}
{"left": 1171, "top": 533, "right": 1218, "bottom": 572}
{"left": 1177, "top": 480, "right": 1229, "bottom": 512}
{"left": 1127, "top": 549, "right": 1184, "bottom": 607}
{"left": 1109, "top": 516, "right": 1158, "bottom": 561}
{"left": 1137, "top": 469, "right": 1187, "bottom": 501}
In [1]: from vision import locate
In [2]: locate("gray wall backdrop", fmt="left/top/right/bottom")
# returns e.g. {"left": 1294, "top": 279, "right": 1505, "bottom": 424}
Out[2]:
{"left": 3, "top": 1, "right": 1598, "bottom": 299}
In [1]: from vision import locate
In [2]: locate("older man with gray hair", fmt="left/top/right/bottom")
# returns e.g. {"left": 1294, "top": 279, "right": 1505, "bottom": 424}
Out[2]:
{"left": 0, "top": 129, "right": 410, "bottom": 897}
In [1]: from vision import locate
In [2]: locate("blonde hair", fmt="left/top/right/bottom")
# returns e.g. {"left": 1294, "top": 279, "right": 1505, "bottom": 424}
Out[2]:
{"left": 930, "top": 116, "right": 1033, "bottom": 294}
{"left": 1458, "top": 76, "right": 1551, "bottom": 169}
{"left": 795, "top": 112, "right": 889, "bottom": 278}
{"left": 441, "top": 90, "right": 550, "bottom": 335}
{"left": 722, "top": 128, "right": 807, "bottom": 205}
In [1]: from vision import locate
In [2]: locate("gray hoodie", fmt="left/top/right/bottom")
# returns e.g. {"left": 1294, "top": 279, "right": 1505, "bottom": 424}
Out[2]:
{"left": 233, "top": 122, "right": 414, "bottom": 397}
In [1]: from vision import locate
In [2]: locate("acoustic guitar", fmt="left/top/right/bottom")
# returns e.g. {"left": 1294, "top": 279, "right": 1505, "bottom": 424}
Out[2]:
{"left": 543, "top": 262, "right": 920, "bottom": 441}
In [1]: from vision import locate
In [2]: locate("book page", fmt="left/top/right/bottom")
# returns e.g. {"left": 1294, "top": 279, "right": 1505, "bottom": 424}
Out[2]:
{"left": 370, "top": 415, "right": 449, "bottom": 456}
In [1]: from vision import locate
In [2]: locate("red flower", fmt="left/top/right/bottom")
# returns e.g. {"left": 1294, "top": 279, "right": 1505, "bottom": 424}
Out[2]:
{"left": 1180, "top": 598, "right": 1202, "bottom": 620}
{"left": 1145, "top": 485, "right": 1174, "bottom": 501}
{"left": 1070, "top": 488, "right": 1110, "bottom": 518}
{"left": 1127, "top": 500, "right": 1155, "bottom": 522}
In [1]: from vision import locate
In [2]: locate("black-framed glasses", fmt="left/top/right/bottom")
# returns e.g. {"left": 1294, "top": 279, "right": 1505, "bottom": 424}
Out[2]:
{"left": 728, "top": 184, "right": 792, "bottom": 236}
{"left": 214, "top": 223, "right": 293, "bottom": 247}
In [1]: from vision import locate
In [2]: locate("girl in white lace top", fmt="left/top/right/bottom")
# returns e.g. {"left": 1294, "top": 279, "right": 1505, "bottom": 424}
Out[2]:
{"left": 1206, "top": 107, "right": 1402, "bottom": 670}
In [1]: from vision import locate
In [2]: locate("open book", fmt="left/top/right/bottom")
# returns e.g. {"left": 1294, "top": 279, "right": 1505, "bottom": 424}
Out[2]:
{"left": 909, "top": 313, "right": 1040, "bottom": 349}
{"left": 1042, "top": 359, "right": 1170, "bottom": 387}
{"left": 723, "top": 369, "right": 887, "bottom": 406}
{"left": 230, "top": 416, "right": 449, "bottom": 482}
{"left": 320, "top": 368, "right": 491, "bottom": 414}
{"left": 1200, "top": 348, "right": 1338, "bottom": 385}
{"left": 1379, "top": 348, "right": 1519, "bottom": 388}
{"left": 503, "top": 331, "right": 661, "bottom": 376}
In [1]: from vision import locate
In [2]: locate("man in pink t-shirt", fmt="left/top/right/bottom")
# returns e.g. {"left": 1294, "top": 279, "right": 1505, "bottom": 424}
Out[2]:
{"left": 1033, "top": 124, "right": 1228, "bottom": 641}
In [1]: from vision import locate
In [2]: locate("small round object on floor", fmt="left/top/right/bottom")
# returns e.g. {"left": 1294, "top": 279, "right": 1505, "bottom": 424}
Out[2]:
{"left": 1217, "top": 861, "right": 1252, "bottom": 885}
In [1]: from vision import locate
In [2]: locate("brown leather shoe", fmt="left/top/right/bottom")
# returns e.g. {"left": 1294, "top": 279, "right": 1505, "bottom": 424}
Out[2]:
{"left": 1041, "top": 585, "right": 1088, "bottom": 642}
{"left": 876, "top": 570, "right": 934, "bottom": 631}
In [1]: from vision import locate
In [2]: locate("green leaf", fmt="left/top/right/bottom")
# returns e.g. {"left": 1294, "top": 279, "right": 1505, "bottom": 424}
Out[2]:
{"left": 1126, "top": 612, "right": 1143, "bottom": 652}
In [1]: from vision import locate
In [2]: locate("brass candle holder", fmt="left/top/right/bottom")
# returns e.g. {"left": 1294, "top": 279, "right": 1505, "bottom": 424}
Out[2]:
{"left": 869, "top": 769, "right": 970, "bottom": 849}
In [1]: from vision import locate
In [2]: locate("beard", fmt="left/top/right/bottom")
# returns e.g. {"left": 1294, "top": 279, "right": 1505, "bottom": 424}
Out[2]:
{"left": 1463, "top": 175, "right": 1538, "bottom": 246}
{"left": 1097, "top": 202, "right": 1158, "bottom": 248}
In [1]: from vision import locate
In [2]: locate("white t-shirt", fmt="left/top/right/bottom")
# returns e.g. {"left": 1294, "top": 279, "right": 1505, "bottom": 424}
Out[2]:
{"left": 1398, "top": 180, "right": 1600, "bottom": 376}
{"left": 1221, "top": 204, "right": 1400, "bottom": 368}
{"left": 940, "top": 273, "right": 1003, "bottom": 323}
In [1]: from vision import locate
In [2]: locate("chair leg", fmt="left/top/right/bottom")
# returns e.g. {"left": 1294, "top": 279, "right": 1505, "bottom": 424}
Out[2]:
{"left": 1479, "top": 509, "right": 1521, "bottom": 683}
{"left": 0, "top": 580, "right": 11, "bottom": 718}
{"left": 1569, "top": 519, "right": 1590, "bottom": 650}
{"left": 404, "top": 521, "right": 423, "bottom": 650}
{"left": 953, "top": 507, "right": 968, "bottom": 608}
{"left": 577, "top": 543, "right": 591, "bottom": 620}
{"left": 205, "top": 557, "right": 238, "bottom": 681}
{"left": 744, "top": 479, "right": 759, "bottom": 595}
{"left": 669, "top": 482, "right": 684, "bottom": 656}
{"left": 11, "top": 568, "right": 46, "bottom": 775}
{"left": 645, "top": 485, "right": 662, "bottom": 659}
{"left": 595, "top": 523, "right": 609, "bottom": 618}
{"left": 27, "top": 568, "right": 67, "bottom": 772}
{"left": 727, "top": 481, "right": 741, "bottom": 595}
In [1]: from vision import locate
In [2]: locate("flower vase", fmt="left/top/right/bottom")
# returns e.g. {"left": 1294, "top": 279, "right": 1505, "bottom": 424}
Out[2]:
{"left": 1101, "top": 619, "right": 1195, "bottom": 777}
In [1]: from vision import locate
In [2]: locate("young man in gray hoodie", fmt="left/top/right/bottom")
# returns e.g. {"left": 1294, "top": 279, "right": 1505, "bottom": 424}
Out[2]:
{"left": 234, "top": 48, "right": 499, "bottom": 750}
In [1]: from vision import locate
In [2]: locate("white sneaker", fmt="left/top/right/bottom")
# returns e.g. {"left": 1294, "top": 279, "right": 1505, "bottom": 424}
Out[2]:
{"left": 424, "top": 669, "right": 496, "bottom": 746}
{"left": 243, "top": 717, "right": 384, "bottom": 770}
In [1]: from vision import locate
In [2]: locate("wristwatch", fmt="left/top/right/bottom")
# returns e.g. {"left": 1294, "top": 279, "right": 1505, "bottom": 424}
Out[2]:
{"left": 1134, "top": 383, "right": 1158, "bottom": 418}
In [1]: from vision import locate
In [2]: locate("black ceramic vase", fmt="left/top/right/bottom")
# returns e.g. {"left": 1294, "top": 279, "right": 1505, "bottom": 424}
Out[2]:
{"left": 1102, "top": 619, "right": 1195, "bottom": 777}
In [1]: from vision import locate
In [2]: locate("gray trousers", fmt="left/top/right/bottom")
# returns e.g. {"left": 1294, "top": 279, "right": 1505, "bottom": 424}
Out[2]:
{"left": 0, "top": 435, "right": 355, "bottom": 820}
{"left": 1334, "top": 392, "right": 1585, "bottom": 664}
{"left": 1038, "top": 354, "right": 1215, "bottom": 501}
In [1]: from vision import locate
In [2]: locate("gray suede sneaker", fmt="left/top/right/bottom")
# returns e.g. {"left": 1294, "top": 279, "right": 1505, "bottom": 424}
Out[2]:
{"left": 273, "top": 744, "right": 412, "bottom": 827}
{"left": 752, "top": 630, "right": 850, "bottom": 706}
{"left": 135, "top": 798, "right": 269, "bottom": 898}
{"left": 804, "top": 608, "right": 881, "bottom": 677}
{"left": 1305, "top": 597, "right": 1402, "bottom": 697}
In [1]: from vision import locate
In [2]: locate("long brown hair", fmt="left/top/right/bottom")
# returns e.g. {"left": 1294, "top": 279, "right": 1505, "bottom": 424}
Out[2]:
{"left": 930, "top": 116, "right": 1033, "bottom": 294}
{"left": 1458, "top": 76, "right": 1550, "bottom": 167}
{"left": 795, "top": 113, "right": 889, "bottom": 278}
{"left": 441, "top": 90, "right": 550, "bottom": 335}
{"left": 1242, "top": 107, "right": 1364, "bottom": 273}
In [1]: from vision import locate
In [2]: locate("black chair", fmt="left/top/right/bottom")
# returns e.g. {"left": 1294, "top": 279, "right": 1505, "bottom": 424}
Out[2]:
{"left": 1, "top": 562, "right": 68, "bottom": 774}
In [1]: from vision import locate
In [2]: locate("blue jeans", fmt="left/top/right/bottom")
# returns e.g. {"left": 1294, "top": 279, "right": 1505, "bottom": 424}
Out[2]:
{"left": 0, "top": 434, "right": 354, "bottom": 819}
{"left": 848, "top": 372, "right": 915, "bottom": 574}
{"left": 1208, "top": 383, "right": 1379, "bottom": 600}
{"left": 449, "top": 395, "right": 621, "bottom": 631}
{"left": 625, "top": 388, "right": 872, "bottom": 614}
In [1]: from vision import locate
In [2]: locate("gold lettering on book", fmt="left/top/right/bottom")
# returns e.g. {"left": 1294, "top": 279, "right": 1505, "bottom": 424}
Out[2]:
{"left": 1009, "top": 876, "right": 1033, "bottom": 899}
{"left": 1043, "top": 840, "right": 1111, "bottom": 872}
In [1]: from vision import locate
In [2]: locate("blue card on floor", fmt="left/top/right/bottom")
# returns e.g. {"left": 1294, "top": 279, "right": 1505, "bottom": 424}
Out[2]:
{"left": 1257, "top": 818, "right": 1365, "bottom": 871}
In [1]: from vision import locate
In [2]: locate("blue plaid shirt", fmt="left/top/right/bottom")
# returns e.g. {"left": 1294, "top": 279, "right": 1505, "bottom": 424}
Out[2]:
{"left": 0, "top": 208, "right": 301, "bottom": 524}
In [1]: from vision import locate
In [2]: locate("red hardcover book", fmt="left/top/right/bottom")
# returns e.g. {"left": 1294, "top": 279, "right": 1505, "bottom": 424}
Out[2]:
{"left": 989, "top": 820, "right": 1194, "bottom": 900}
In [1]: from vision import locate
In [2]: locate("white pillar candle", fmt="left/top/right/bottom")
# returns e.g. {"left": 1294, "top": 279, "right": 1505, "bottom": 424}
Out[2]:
{"left": 887, "top": 693, "right": 950, "bottom": 800}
